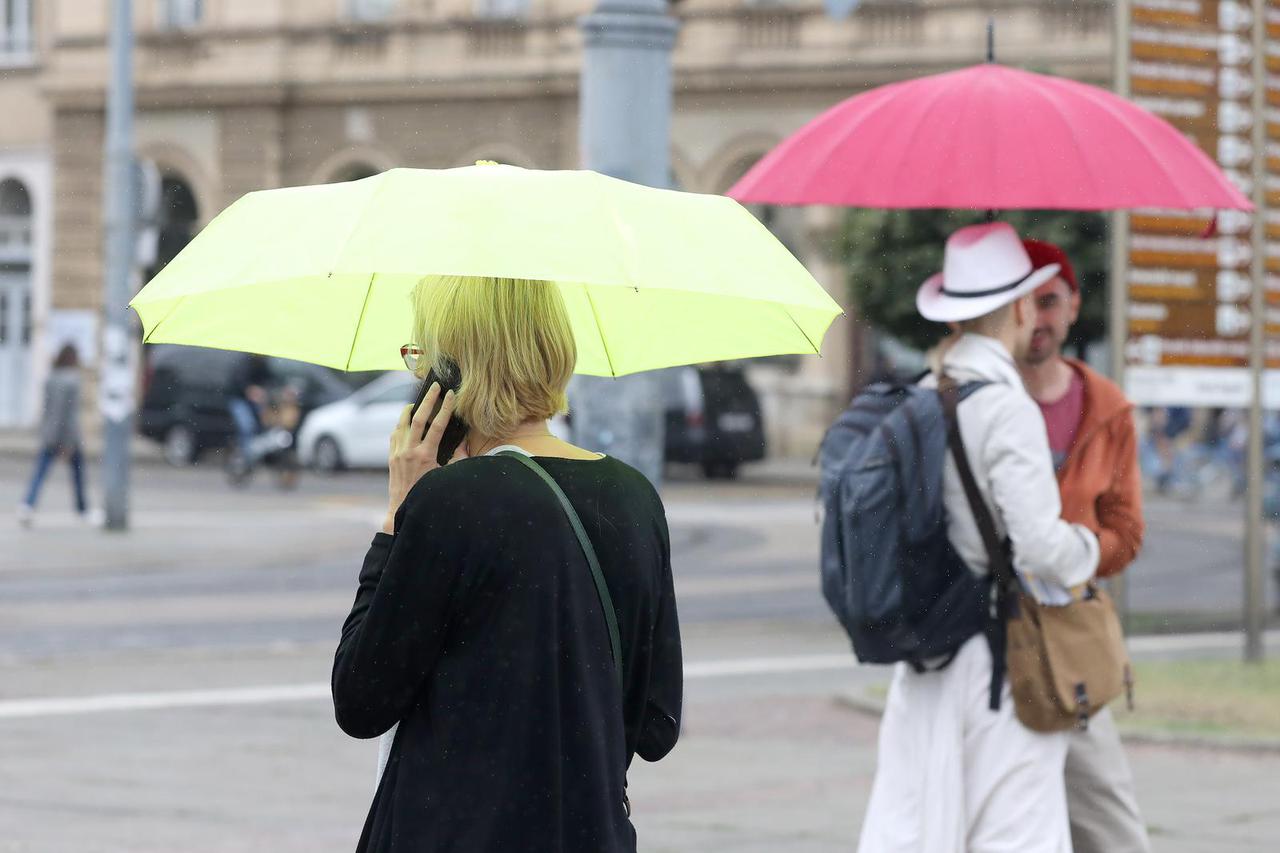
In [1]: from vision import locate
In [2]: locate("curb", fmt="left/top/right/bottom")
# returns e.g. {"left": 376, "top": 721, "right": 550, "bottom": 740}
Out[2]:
{"left": 0, "top": 439, "right": 173, "bottom": 469}
{"left": 833, "top": 689, "right": 1280, "bottom": 755}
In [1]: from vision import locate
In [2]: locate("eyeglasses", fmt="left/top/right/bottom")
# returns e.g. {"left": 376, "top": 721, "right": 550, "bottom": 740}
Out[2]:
{"left": 400, "top": 345, "right": 425, "bottom": 372}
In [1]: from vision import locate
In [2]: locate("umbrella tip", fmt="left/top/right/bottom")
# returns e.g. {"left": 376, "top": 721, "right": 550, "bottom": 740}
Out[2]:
{"left": 986, "top": 17, "right": 995, "bottom": 63}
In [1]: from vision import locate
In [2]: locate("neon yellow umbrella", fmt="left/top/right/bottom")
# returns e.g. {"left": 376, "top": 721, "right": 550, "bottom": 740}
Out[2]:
{"left": 130, "top": 164, "right": 842, "bottom": 375}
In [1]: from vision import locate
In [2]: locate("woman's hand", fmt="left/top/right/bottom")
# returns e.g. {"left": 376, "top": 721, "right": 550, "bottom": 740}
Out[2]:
{"left": 383, "top": 383, "right": 467, "bottom": 534}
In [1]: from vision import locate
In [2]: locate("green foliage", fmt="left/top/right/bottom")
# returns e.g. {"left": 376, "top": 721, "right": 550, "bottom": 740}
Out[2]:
{"left": 840, "top": 209, "right": 1109, "bottom": 354}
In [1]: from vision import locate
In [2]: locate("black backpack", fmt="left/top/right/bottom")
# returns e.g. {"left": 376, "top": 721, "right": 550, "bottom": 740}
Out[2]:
{"left": 818, "top": 377, "right": 995, "bottom": 672}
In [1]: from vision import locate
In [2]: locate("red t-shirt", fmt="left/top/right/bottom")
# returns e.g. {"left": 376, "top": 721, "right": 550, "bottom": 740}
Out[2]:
{"left": 1037, "top": 368, "right": 1085, "bottom": 470}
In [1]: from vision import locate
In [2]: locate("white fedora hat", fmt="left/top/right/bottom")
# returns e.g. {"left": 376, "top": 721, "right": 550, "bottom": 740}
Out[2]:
{"left": 916, "top": 222, "right": 1060, "bottom": 323}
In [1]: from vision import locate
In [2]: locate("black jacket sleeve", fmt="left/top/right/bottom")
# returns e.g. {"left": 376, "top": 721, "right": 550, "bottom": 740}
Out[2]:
{"left": 331, "top": 478, "right": 467, "bottom": 739}
{"left": 635, "top": 509, "right": 682, "bottom": 762}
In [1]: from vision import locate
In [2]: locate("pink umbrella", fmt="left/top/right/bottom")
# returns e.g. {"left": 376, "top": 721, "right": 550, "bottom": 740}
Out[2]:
{"left": 729, "top": 64, "right": 1252, "bottom": 212}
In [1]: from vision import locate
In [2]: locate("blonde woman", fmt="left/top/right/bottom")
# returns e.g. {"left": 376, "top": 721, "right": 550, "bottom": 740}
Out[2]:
{"left": 332, "top": 275, "right": 683, "bottom": 853}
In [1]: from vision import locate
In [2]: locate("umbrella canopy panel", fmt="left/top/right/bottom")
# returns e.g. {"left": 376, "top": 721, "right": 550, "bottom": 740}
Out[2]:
{"left": 131, "top": 165, "right": 843, "bottom": 376}
{"left": 135, "top": 272, "right": 836, "bottom": 375}
{"left": 729, "top": 64, "right": 1252, "bottom": 212}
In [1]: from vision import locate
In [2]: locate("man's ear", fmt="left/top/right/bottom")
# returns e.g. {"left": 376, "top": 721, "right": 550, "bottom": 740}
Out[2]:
{"left": 1011, "top": 295, "right": 1029, "bottom": 326}
{"left": 1068, "top": 288, "right": 1083, "bottom": 324}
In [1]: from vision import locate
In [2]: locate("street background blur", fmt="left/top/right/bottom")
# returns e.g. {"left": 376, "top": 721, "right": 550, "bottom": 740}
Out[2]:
{"left": 2, "top": 1, "right": 1280, "bottom": 851}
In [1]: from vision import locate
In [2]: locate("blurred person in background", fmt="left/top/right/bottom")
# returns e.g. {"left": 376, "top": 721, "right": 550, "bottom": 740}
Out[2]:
{"left": 1141, "top": 406, "right": 1192, "bottom": 495}
{"left": 1019, "top": 238, "right": 1149, "bottom": 853}
{"left": 332, "top": 275, "right": 682, "bottom": 853}
{"left": 227, "top": 353, "right": 271, "bottom": 459}
{"left": 17, "top": 345, "right": 94, "bottom": 528}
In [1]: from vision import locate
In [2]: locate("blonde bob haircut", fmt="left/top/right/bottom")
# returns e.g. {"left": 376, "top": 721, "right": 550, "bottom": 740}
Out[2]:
{"left": 410, "top": 274, "right": 576, "bottom": 440}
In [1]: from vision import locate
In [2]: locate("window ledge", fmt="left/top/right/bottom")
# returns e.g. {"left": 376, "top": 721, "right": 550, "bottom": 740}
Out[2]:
{"left": 0, "top": 52, "right": 38, "bottom": 71}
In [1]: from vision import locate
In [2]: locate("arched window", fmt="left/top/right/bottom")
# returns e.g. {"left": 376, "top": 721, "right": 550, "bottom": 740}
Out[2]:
{"left": 147, "top": 174, "right": 199, "bottom": 281}
{"left": 0, "top": 176, "right": 33, "bottom": 424}
{"left": 331, "top": 162, "right": 381, "bottom": 183}
{"left": 0, "top": 177, "right": 33, "bottom": 255}
{"left": 0, "top": 0, "right": 34, "bottom": 57}
{"left": 0, "top": 177, "right": 31, "bottom": 215}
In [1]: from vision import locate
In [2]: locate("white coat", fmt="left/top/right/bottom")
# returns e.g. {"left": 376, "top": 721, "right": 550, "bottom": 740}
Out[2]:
{"left": 858, "top": 333, "right": 1100, "bottom": 853}
{"left": 927, "top": 333, "right": 1099, "bottom": 590}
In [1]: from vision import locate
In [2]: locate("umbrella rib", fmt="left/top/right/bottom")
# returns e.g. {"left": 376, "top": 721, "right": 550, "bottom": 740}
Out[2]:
{"left": 882, "top": 77, "right": 964, "bottom": 209}
{"left": 344, "top": 273, "right": 376, "bottom": 372}
{"left": 1019, "top": 76, "right": 1102, "bottom": 209}
{"left": 139, "top": 294, "right": 189, "bottom": 343}
{"left": 1064, "top": 76, "right": 1220, "bottom": 209}
{"left": 330, "top": 171, "right": 394, "bottom": 273}
{"left": 782, "top": 304, "right": 823, "bottom": 355}
{"left": 583, "top": 287, "right": 619, "bottom": 378}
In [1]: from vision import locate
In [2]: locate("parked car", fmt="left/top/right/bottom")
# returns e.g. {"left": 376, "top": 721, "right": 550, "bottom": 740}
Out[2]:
{"left": 660, "top": 364, "right": 766, "bottom": 478}
{"left": 138, "top": 345, "right": 353, "bottom": 466}
{"left": 299, "top": 371, "right": 574, "bottom": 472}
{"left": 298, "top": 372, "right": 418, "bottom": 472}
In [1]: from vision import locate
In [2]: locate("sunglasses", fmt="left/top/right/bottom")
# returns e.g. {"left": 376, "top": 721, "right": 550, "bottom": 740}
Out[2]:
{"left": 400, "top": 345, "right": 425, "bottom": 372}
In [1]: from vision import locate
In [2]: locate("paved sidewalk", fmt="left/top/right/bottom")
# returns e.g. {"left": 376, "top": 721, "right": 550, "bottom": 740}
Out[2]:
{"left": 1, "top": 645, "right": 1277, "bottom": 853}
{"left": 0, "top": 428, "right": 166, "bottom": 466}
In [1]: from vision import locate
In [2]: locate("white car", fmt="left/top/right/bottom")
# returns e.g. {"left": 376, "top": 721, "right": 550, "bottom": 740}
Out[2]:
{"left": 298, "top": 372, "right": 418, "bottom": 472}
{"left": 298, "top": 371, "right": 572, "bottom": 472}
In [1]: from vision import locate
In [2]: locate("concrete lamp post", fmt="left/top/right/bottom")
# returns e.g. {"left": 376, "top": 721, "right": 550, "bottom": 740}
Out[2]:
{"left": 571, "top": 0, "right": 680, "bottom": 487}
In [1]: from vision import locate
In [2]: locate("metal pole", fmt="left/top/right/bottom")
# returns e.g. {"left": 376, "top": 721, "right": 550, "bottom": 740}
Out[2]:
{"left": 572, "top": 0, "right": 679, "bottom": 487}
{"left": 1244, "top": 0, "right": 1267, "bottom": 661}
{"left": 1108, "top": 0, "right": 1132, "bottom": 625}
{"left": 100, "top": 0, "right": 136, "bottom": 531}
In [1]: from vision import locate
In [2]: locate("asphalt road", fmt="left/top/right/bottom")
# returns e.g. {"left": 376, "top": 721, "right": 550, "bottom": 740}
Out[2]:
{"left": 0, "top": 454, "right": 1268, "bottom": 664}
{"left": 2, "top": 456, "right": 1278, "bottom": 851}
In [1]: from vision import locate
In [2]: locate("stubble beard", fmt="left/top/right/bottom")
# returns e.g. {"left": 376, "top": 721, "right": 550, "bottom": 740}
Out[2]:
{"left": 1024, "top": 329, "right": 1062, "bottom": 367}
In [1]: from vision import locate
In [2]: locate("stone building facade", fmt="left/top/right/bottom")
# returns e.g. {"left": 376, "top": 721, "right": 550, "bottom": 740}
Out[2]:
{"left": 3, "top": 0, "right": 1110, "bottom": 453}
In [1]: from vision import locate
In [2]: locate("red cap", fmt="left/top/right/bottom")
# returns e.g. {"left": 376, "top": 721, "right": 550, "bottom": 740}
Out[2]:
{"left": 1022, "top": 238, "right": 1078, "bottom": 292}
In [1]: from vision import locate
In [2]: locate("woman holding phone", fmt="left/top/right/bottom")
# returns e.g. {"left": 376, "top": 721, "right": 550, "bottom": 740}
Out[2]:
{"left": 332, "top": 274, "right": 683, "bottom": 853}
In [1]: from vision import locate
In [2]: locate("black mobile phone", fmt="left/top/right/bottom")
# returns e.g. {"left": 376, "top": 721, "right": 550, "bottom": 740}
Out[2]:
{"left": 409, "top": 358, "right": 468, "bottom": 465}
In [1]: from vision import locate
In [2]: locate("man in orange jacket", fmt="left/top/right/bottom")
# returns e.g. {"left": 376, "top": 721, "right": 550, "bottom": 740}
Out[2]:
{"left": 1020, "top": 238, "right": 1149, "bottom": 853}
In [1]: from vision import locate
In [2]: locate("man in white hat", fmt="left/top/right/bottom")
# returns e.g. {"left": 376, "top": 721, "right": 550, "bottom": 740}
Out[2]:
{"left": 858, "top": 222, "right": 1101, "bottom": 853}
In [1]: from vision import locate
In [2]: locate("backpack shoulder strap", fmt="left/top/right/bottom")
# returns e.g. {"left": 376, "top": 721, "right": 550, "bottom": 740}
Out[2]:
{"left": 938, "top": 379, "right": 1009, "bottom": 584}
{"left": 937, "top": 377, "right": 1016, "bottom": 711}
{"left": 498, "top": 451, "right": 624, "bottom": 691}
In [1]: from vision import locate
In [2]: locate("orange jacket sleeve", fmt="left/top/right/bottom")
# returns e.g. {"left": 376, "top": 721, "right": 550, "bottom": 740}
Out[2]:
{"left": 1093, "top": 412, "right": 1145, "bottom": 577}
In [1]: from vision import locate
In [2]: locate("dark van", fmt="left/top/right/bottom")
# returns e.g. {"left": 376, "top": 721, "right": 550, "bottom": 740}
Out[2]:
{"left": 661, "top": 364, "right": 766, "bottom": 479}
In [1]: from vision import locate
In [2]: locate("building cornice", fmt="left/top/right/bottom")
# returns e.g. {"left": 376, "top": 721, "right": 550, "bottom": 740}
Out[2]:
{"left": 42, "top": 47, "right": 1110, "bottom": 112}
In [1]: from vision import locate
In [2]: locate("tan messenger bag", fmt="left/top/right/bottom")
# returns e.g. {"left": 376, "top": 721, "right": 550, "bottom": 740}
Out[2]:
{"left": 941, "top": 380, "right": 1134, "bottom": 733}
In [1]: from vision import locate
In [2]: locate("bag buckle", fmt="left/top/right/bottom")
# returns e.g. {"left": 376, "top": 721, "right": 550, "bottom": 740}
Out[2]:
{"left": 1074, "top": 683, "right": 1090, "bottom": 731}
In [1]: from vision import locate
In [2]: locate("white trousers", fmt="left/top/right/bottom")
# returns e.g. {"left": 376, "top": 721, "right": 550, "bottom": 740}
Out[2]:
{"left": 858, "top": 635, "right": 1072, "bottom": 853}
{"left": 1065, "top": 708, "right": 1150, "bottom": 853}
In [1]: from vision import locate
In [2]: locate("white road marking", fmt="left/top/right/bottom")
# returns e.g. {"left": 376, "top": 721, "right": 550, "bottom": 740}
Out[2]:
{"left": 0, "top": 683, "right": 332, "bottom": 719}
{"left": 675, "top": 574, "right": 815, "bottom": 596}
{"left": 2, "top": 631, "right": 1274, "bottom": 721}
{"left": 684, "top": 653, "right": 855, "bottom": 678}
{"left": 0, "top": 654, "right": 857, "bottom": 720}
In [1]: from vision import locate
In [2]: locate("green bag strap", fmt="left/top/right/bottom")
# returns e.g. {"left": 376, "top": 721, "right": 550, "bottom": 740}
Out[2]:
{"left": 498, "top": 451, "right": 624, "bottom": 691}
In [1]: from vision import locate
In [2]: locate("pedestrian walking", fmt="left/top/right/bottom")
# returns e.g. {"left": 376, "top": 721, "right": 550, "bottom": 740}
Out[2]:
{"left": 856, "top": 223, "right": 1100, "bottom": 853}
{"left": 17, "top": 344, "right": 93, "bottom": 527}
{"left": 1019, "top": 238, "right": 1150, "bottom": 853}
{"left": 332, "top": 274, "right": 683, "bottom": 853}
